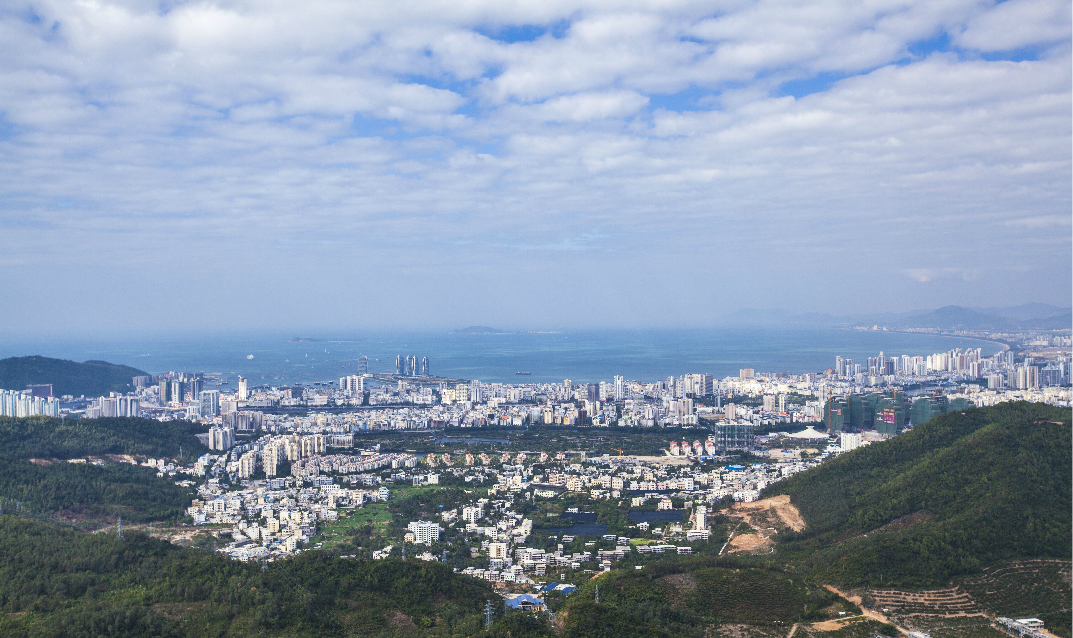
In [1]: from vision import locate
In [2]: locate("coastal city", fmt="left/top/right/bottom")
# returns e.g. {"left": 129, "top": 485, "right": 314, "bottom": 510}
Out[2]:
{"left": 0, "top": 328, "right": 1068, "bottom": 614}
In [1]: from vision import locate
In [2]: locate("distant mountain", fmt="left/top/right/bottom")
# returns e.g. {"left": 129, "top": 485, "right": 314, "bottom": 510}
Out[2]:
{"left": 971, "top": 303, "right": 1071, "bottom": 321}
{"left": 1023, "top": 310, "right": 1073, "bottom": 330}
{"left": 450, "top": 326, "right": 510, "bottom": 334}
{"left": 716, "top": 303, "right": 1070, "bottom": 331}
{"left": 0, "top": 356, "right": 147, "bottom": 397}
{"left": 770, "top": 402, "right": 1071, "bottom": 588}
{"left": 893, "top": 305, "right": 1014, "bottom": 330}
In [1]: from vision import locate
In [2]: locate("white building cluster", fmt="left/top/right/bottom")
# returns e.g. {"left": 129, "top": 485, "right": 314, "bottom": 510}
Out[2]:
{"left": 0, "top": 388, "right": 60, "bottom": 417}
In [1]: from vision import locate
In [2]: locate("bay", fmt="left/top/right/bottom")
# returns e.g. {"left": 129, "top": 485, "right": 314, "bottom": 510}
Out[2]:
{"left": 0, "top": 328, "right": 1004, "bottom": 387}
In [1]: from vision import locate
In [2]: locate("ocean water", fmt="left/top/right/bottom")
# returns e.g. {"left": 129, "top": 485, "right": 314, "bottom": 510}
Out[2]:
{"left": 0, "top": 328, "right": 1003, "bottom": 386}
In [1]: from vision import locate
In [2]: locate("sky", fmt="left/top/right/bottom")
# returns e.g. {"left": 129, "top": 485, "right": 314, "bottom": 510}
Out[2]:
{"left": 0, "top": 0, "right": 1070, "bottom": 337}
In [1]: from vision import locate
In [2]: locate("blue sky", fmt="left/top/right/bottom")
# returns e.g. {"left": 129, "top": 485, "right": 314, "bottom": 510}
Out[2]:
{"left": 0, "top": 0, "right": 1069, "bottom": 337}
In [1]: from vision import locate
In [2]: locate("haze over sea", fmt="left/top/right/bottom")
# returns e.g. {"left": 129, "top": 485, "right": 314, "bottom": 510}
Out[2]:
{"left": 0, "top": 328, "right": 1004, "bottom": 387}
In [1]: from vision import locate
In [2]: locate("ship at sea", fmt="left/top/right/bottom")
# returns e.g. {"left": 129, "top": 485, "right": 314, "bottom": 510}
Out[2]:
{"left": 515, "top": 371, "right": 531, "bottom": 375}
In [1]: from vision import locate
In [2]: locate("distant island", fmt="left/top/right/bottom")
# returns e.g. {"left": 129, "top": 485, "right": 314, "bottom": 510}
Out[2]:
{"left": 451, "top": 326, "right": 561, "bottom": 334}
{"left": 287, "top": 337, "right": 364, "bottom": 343}
{"left": 450, "top": 326, "right": 510, "bottom": 334}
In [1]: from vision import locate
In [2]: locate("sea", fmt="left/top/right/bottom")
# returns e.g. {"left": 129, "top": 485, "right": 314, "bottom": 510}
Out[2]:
{"left": 0, "top": 328, "right": 1004, "bottom": 387}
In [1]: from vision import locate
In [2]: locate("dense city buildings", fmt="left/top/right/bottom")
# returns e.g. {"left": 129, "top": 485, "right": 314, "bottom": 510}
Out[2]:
{"left": 14, "top": 327, "right": 1068, "bottom": 570}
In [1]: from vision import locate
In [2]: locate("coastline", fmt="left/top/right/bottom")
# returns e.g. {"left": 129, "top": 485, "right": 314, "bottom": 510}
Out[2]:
{"left": 842, "top": 327, "right": 1011, "bottom": 353}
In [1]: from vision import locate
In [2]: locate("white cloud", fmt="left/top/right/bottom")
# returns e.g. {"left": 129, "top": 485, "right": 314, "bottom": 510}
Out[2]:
{"left": 955, "top": 0, "right": 1071, "bottom": 52}
{"left": 0, "top": 0, "right": 1068, "bottom": 331}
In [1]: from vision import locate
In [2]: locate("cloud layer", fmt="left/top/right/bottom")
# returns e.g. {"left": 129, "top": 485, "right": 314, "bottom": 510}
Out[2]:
{"left": 0, "top": 0, "right": 1069, "bottom": 333}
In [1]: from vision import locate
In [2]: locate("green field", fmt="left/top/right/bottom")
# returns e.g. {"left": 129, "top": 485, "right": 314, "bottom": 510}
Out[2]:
{"left": 316, "top": 504, "right": 394, "bottom": 549}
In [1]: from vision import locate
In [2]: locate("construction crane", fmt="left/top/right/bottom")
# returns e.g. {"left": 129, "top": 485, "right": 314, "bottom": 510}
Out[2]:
{"left": 611, "top": 448, "right": 624, "bottom": 456}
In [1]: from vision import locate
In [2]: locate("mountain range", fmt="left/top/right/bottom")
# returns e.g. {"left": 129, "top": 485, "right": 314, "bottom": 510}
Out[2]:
{"left": 718, "top": 303, "right": 1071, "bottom": 331}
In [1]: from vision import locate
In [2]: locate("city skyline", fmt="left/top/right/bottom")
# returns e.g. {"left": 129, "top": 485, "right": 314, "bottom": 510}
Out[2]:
{"left": 1, "top": 0, "right": 1069, "bottom": 335}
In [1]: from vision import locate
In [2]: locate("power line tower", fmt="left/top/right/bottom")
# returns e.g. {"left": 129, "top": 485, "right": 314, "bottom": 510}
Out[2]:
{"left": 117, "top": 517, "right": 123, "bottom": 540}
{"left": 485, "top": 600, "right": 493, "bottom": 630}
{"left": 594, "top": 585, "right": 599, "bottom": 604}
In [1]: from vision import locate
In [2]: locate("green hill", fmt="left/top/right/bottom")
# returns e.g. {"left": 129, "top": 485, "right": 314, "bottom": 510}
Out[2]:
{"left": 769, "top": 401, "right": 1072, "bottom": 588}
{"left": 0, "top": 416, "right": 208, "bottom": 526}
{"left": 556, "top": 557, "right": 853, "bottom": 638}
{"left": 0, "top": 416, "right": 207, "bottom": 462}
{"left": 0, "top": 516, "right": 496, "bottom": 637}
{"left": 0, "top": 355, "right": 147, "bottom": 397}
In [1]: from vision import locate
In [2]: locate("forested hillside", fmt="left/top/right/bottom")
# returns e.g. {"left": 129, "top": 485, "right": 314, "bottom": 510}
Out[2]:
{"left": 0, "top": 416, "right": 207, "bottom": 526}
{"left": 769, "top": 402, "right": 1071, "bottom": 587}
{"left": 555, "top": 557, "right": 853, "bottom": 638}
{"left": 0, "top": 516, "right": 497, "bottom": 637}
{"left": 0, "top": 356, "right": 147, "bottom": 397}
{"left": 0, "top": 416, "right": 207, "bottom": 462}
{"left": 0, "top": 461, "right": 192, "bottom": 525}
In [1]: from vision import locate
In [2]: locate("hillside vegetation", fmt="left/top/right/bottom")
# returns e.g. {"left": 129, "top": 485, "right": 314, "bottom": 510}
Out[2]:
{"left": 0, "top": 416, "right": 207, "bottom": 462}
{"left": 0, "top": 416, "right": 207, "bottom": 526}
{"left": 0, "top": 355, "right": 147, "bottom": 397}
{"left": 556, "top": 557, "right": 849, "bottom": 638}
{"left": 0, "top": 516, "right": 497, "bottom": 637}
{"left": 769, "top": 402, "right": 1071, "bottom": 587}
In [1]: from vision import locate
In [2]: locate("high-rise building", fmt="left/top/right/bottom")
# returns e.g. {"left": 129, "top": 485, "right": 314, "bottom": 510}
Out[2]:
{"left": 237, "top": 377, "right": 248, "bottom": 401}
{"left": 694, "top": 505, "right": 707, "bottom": 531}
{"left": 724, "top": 403, "right": 736, "bottom": 420}
{"left": 169, "top": 380, "right": 184, "bottom": 405}
{"left": 739, "top": 368, "right": 755, "bottom": 379}
{"left": 340, "top": 375, "right": 364, "bottom": 396}
{"left": 223, "top": 410, "right": 263, "bottom": 430}
{"left": 26, "top": 384, "right": 53, "bottom": 398}
{"left": 406, "top": 521, "right": 442, "bottom": 545}
{"left": 1015, "top": 365, "right": 1040, "bottom": 390}
{"left": 199, "top": 390, "right": 220, "bottom": 418}
{"left": 358, "top": 355, "right": 368, "bottom": 375}
{"left": 840, "top": 432, "right": 863, "bottom": 452}
{"left": 613, "top": 375, "right": 625, "bottom": 401}
{"left": 715, "top": 423, "right": 754, "bottom": 451}
{"left": 237, "top": 451, "right": 257, "bottom": 479}
{"left": 208, "top": 425, "right": 234, "bottom": 451}
{"left": 263, "top": 445, "right": 279, "bottom": 477}
{"left": 408, "top": 355, "right": 417, "bottom": 377}
{"left": 586, "top": 383, "right": 599, "bottom": 405}
{"left": 421, "top": 357, "right": 429, "bottom": 376}
{"left": 396, "top": 355, "right": 404, "bottom": 375}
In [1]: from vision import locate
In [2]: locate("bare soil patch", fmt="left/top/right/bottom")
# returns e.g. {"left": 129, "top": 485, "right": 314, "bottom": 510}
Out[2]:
{"left": 385, "top": 610, "right": 418, "bottom": 631}
{"left": 151, "top": 602, "right": 205, "bottom": 621}
{"left": 730, "top": 534, "right": 767, "bottom": 551}
{"left": 731, "top": 495, "right": 805, "bottom": 532}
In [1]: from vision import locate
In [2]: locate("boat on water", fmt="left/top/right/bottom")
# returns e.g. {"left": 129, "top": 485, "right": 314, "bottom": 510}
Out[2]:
{"left": 515, "top": 371, "right": 531, "bottom": 375}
